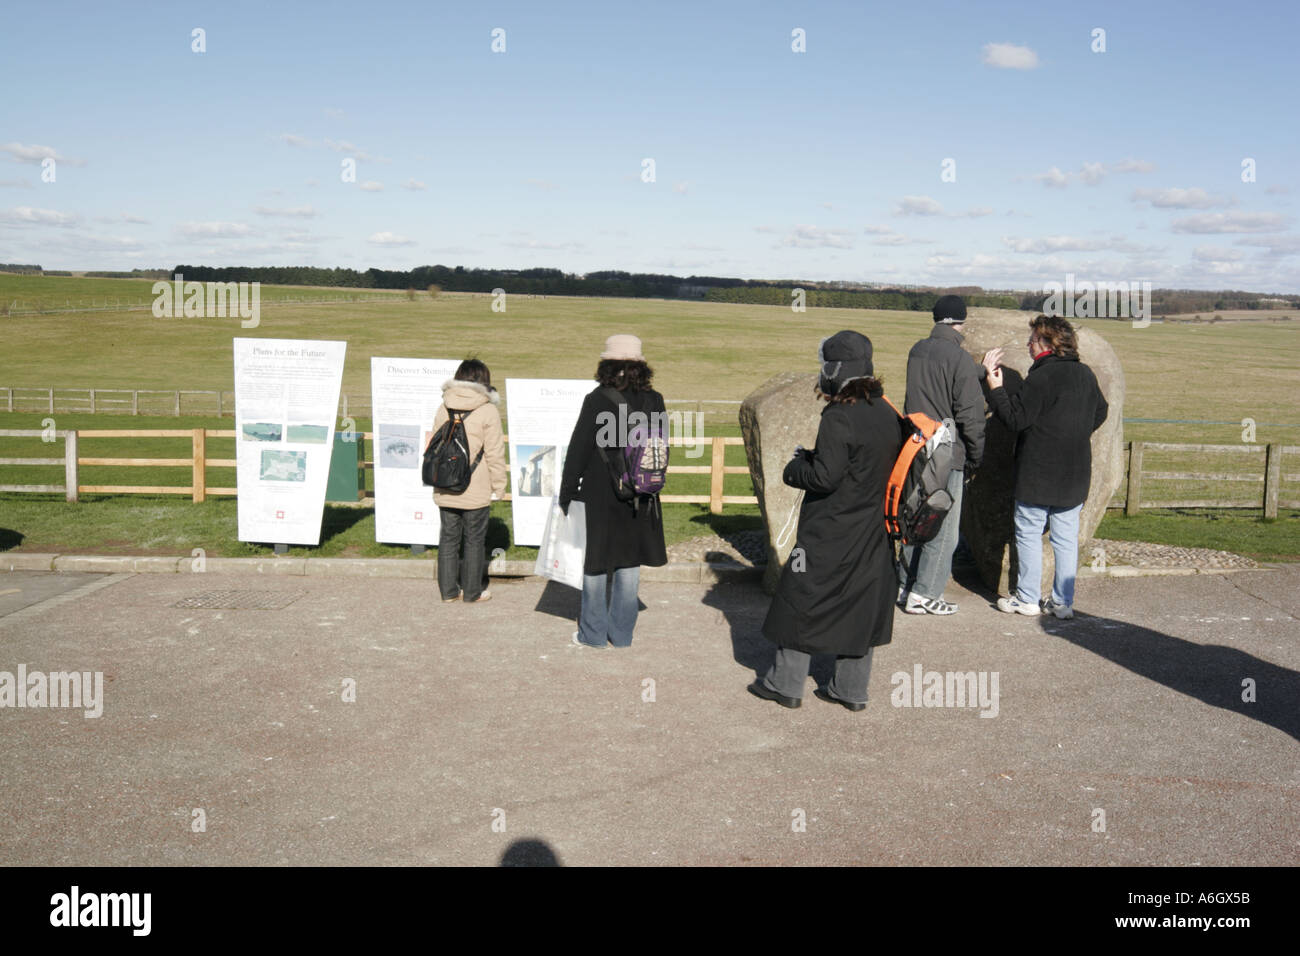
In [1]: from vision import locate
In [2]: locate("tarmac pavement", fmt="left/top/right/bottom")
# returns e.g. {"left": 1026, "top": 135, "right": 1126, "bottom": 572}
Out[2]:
{"left": 0, "top": 564, "right": 1296, "bottom": 866}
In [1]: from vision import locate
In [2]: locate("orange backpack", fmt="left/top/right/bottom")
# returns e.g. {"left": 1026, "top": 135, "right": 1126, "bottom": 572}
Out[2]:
{"left": 882, "top": 397, "right": 958, "bottom": 545}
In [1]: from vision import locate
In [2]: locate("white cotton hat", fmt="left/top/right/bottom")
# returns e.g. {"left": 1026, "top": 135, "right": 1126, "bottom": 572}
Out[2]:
{"left": 600, "top": 334, "right": 645, "bottom": 361}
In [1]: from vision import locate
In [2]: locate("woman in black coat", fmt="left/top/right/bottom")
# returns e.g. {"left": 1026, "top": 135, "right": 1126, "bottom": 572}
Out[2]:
{"left": 559, "top": 334, "right": 667, "bottom": 648}
{"left": 751, "top": 330, "right": 903, "bottom": 712}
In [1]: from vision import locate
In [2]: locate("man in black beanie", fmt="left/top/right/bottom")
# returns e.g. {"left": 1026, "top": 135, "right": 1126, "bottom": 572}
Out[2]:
{"left": 896, "top": 294, "right": 986, "bottom": 614}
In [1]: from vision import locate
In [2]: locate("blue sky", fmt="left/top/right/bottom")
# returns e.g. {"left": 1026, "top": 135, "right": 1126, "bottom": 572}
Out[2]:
{"left": 2, "top": 0, "right": 1296, "bottom": 290}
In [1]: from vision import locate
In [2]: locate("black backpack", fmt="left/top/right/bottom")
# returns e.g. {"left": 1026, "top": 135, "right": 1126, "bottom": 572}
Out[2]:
{"left": 421, "top": 408, "right": 483, "bottom": 492}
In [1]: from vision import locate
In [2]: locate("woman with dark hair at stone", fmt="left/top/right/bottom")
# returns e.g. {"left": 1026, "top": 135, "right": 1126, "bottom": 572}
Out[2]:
{"left": 750, "top": 330, "right": 903, "bottom": 711}
{"left": 982, "top": 315, "right": 1109, "bottom": 619}
{"left": 558, "top": 334, "right": 667, "bottom": 648}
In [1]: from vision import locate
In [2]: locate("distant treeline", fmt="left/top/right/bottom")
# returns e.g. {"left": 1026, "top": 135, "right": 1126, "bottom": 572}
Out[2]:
{"left": 85, "top": 269, "right": 171, "bottom": 279}
{"left": 703, "top": 286, "right": 1021, "bottom": 311}
{"left": 8, "top": 262, "right": 1297, "bottom": 316}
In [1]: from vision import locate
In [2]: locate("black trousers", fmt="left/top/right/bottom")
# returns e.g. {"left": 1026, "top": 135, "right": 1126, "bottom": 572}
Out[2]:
{"left": 438, "top": 506, "right": 491, "bottom": 601}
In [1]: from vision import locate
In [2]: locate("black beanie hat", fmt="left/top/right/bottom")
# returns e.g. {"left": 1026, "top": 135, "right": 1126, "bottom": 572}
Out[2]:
{"left": 933, "top": 294, "right": 967, "bottom": 324}
{"left": 817, "top": 330, "right": 874, "bottom": 395}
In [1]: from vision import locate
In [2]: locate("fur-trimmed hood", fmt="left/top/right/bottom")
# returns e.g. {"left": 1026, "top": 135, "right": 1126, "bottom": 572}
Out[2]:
{"left": 441, "top": 379, "right": 500, "bottom": 411}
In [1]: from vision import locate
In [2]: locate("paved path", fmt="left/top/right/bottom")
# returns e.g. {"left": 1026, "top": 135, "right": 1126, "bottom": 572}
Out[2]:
{"left": 0, "top": 565, "right": 1296, "bottom": 865}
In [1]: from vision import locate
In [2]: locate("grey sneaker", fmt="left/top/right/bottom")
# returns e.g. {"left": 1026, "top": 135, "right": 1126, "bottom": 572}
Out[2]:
{"left": 997, "top": 595, "right": 1041, "bottom": 616}
{"left": 905, "top": 593, "right": 958, "bottom": 615}
{"left": 1042, "top": 598, "right": 1074, "bottom": 620}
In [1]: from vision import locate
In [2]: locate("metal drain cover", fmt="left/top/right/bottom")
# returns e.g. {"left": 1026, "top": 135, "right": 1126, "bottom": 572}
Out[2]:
{"left": 171, "top": 589, "right": 306, "bottom": 610}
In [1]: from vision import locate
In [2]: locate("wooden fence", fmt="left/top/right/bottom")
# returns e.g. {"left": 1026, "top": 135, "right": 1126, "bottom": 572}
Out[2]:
{"left": 0, "top": 430, "right": 754, "bottom": 514}
{"left": 3, "top": 431, "right": 1297, "bottom": 517}
{"left": 0, "top": 387, "right": 741, "bottom": 420}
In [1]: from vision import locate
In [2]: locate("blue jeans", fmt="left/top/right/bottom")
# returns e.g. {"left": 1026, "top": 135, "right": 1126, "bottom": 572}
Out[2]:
{"left": 897, "top": 469, "right": 964, "bottom": 601}
{"left": 1013, "top": 501, "right": 1082, "bottom": 607}
{"left": 578, "top": 567, "right": 640, "bottom": 647}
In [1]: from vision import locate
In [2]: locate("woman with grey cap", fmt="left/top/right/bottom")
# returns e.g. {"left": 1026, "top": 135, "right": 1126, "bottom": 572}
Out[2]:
{"left": 750, "top": 330, "right": 903, "bottom": 711}
{"left": 559, "top": 334, "right": 668, "bottom": 648}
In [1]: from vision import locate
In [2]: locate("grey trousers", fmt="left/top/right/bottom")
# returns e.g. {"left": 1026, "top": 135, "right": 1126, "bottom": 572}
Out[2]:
{"left": 763, "top": 646, "right": 876, "bottom": 704}
{"left": 438, "top": 506, "right": 491, "bottom": 601}
{"left": 897, "top": 468, "right": 964, "bottom": 601}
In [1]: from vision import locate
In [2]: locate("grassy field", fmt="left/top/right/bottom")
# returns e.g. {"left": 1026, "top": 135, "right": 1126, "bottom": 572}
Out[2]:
{"left": 0, "top": 273, "right": 405, "bottom": 314}
{"left": 2, "top": 276, "right": 1298, "bottom": 559}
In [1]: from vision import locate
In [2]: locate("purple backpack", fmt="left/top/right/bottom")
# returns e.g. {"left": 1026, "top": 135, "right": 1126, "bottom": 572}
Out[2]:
{"left": 597, "top": 388, "right": 669, "bottom": 503}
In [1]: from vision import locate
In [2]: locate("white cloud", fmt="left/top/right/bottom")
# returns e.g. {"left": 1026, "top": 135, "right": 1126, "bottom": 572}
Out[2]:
{"left": 324, "top": 139, "right": 388, "bottom": 163}
{"left": 894, "top": 195, "right": 945, "bottom": 216}
{"left": 1192, "top": 246, "right": 1244, "bottom": 262}
{"left": 1112, "top": 158, "right": 1157, "bottom": 174}
{"left": 965, "top": 206, "right": 994, "bottom": 218}
{"left": 93, "top": 213, "right": 150, "bottom": 225}
{"left": 1079, "top": 162, "right": 1106, "bottom": 185}
{"left": 1132, "top": 187, "right": 1230, "bottom": 209}
{"left": 253, "top": 205, "right": 319, "bottom": 218}
{"left": 525, "top": 178, "right": 559, "bottom": 191}
{"left": 0, "top": 206, "right": 78, "bottom": 226}
{"left": 177, "top": 221, "right": 255, "bottom": 238}
{"left": 367, "top": 232, "right": 416, "bottom": 246}
{"left": 1170, "top": 212, "right": 1286, "bottom": 233}
{"left": 358, "top": 181, "right": 384, "bottom": 192}
{"left": 1235, "top": 235, "right": 1300, "bottom": 257}
{"left": 672, "top": 181, "right": 690, "bottom": 194}
{"left": 779, "top": 224, "right": 855, "bottom": 248}
{"left": 278, "top": 133, "right": 312, "bottom": 148}
{"left": 1264, "top": 184, "right": 1290, "bottom": 195}
{"left": 0, "top": 142, "right": 84, "bottom": 166}
{"left": 0, "top": 178, "right": 32, "bottom": 190}
{"left": 863, "top": 224, "right": 894, "bottom": 234}
{"left": 1003, "top": 235, "right": 1113, "bottom": 253}
{"left": 1035, "top": 166, "right": 1069, "bottom": 189}
{"left": 402, "top": 178, "right": 427, "bottom": 191}
{"left": 981, "top": 43, "right": 1040, "bottom": 70}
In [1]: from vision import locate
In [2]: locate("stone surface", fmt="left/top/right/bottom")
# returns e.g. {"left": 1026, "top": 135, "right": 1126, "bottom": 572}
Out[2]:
{"left": 738, "top": 371, "right": 822, "bottom": 593}
{"left": 958, "top": 308, "right": 1126, "bottom": 593}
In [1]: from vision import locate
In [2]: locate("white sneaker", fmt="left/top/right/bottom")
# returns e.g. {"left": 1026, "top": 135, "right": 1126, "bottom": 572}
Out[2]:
{"left": 905, "top": 593, "right": 958, "bottom": 615}
{"left": 1042, "top": 598, "right": 1074, "bottom": 620}
{"left": 996, "top": 595, "right": 1041, "bottom": 616}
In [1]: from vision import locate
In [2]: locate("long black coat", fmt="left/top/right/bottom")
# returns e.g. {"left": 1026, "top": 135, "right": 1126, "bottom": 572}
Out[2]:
{"left": 762, "top": 395, "right": 903, "bottom": 657}
{"left": 559, "top": 386, "right": 668, "bottom": 576}
{"left": 986, "top": 353, "right": 1108, "bottom": 508}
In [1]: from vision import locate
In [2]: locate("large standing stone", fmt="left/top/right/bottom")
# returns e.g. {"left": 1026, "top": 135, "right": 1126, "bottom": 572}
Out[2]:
{"left": 739, "top": 371, "right": 822, "bottom": 593}
{"left": 958, "top": 308, "right": 1126, "bottom": 594}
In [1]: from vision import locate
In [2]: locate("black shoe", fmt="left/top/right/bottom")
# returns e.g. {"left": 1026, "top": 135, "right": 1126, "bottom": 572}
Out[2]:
{"left": 814, "top": 687, "right": 867, "bottom": 712}
{"left": 747, "top": 680, "right": 801, "bottom": 709}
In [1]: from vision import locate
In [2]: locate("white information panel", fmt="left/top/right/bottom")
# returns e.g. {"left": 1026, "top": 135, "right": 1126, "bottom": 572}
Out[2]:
{"left": 233, "top": 338, "right": 347, "bottom": 545}
{"left": 370, "top": 356, "right": 461, "bottom": 545}
{"left": 505, "top": 378, "right": 592, "bottom": 546}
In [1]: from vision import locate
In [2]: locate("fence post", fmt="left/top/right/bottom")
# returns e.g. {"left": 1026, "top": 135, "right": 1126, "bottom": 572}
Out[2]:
{"left": 132, "top": 390, "right": 138, "bottom": 416}
{"left": 217, "top": 390, "right": 223, "bottom": 417}
{"left": 5, "top": 387, "right": 10, "bottom": 412}
{"left": 709, "top": 436, "right": 725, "bottom": 515}
{"left": 89, "top": 388, "right": 96, "bottom": 414}
{"left": 192, "top": 428, "right": 206, "bottom": 503}
{"left": 64, "top": 430, "right": 78, "bottom": 503}
{"left": 1125, "top": 441, "right": 1144, "bottom": 516}
{"left": 174, "top": 390, "right": 180, "bottom": 417}
{"left": 342, "top": 394, "right": 349, "bottom": 420}
{"left": 48, "top": 387, "right": 54, "bottom": 413}
{"left": 1263, "top": 443, "right": 1281, "bottom": 519}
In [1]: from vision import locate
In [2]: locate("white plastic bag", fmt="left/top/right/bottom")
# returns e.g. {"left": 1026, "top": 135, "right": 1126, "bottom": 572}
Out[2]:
{"left": 534, "top": 498, "right": 585, "bottom": 590}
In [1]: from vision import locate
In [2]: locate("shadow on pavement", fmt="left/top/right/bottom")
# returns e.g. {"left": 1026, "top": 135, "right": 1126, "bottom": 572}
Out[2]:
{"left": 499, "top": 838, "right": 562, "bottom": 867}
{"left": 0, "top": 529, "right": 23, "bottom": 551}
{"left": 702, "top": 577, "right": 787, "bottom": 682}
{"left": 531, "top": 578, "right": 646, "bottom": 623}
{"left": 1038, "top": 611, "right": 1300, "bottom": 742}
